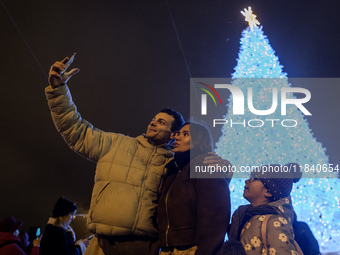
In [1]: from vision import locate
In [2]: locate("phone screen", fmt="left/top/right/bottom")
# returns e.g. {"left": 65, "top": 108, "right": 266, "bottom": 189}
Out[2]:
{"left": 36, "top": 228, "right": 41, "bottom": 237}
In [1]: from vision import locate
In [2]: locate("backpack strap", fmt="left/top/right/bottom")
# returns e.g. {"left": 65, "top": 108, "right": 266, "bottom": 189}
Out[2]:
{"left": 261, "top": 214, "right": 304, "bottom": 255}
{"left": 294, "top": 240, "right": 304, "bottom": 255}
{"left": 261, "top": 214, "right": 272, "bottom": 255}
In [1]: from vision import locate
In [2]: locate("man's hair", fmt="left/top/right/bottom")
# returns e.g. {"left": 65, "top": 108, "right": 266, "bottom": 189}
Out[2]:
{"left": 159, "top": 108, "right": 185, "bottom": 132}
{"left": 184, "top": 122, "right": 213, "bottom": 154}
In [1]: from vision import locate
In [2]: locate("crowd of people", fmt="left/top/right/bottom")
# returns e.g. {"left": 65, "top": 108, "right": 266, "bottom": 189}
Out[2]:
{"left": 1, "top": 57, "right": 321, "bottom": 255}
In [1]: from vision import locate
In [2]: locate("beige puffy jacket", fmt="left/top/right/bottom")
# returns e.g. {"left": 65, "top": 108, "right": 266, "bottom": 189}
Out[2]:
{"left": 45, "top": 85, "right": 173, "bottom": 237}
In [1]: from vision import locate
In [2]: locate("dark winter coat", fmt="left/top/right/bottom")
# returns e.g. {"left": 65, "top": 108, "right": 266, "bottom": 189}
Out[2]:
{"left": 40, "top": 223, "right": 82, "bottom": 255}
{"left": 293, "top": 220, "right": 321, "bottom": 255}
{"left": 157, "top": 151, "right": 231, "bottom": 255}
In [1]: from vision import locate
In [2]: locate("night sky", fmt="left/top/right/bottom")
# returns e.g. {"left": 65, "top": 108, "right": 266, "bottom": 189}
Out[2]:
{"left": 1, "top": 0, "right": 339, "bottom": 234}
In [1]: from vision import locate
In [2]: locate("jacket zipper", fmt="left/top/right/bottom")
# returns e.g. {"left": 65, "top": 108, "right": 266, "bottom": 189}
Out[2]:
{"left": 131, "top": 148, "right": 157, "bottom": 233}
{"left": 165, "top": 165, "right": 180, "bottom": 247}
{"left": 165, "top": 181, "right": 174, "bottom": 247}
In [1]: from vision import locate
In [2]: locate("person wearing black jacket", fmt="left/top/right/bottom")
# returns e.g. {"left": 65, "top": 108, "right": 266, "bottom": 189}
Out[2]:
{"left": 157, "top": 122, "right": 231, "bottom": 255}
{"left": 293, "top": 212, "right": 321, "bottom": 255}
{"left": 40, "top": 197, "right": 89, "bottom": 255}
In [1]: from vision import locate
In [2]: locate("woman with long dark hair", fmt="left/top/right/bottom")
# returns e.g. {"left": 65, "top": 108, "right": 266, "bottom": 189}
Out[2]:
{"left": 157, "top": 122, "right": 231, "bottom": 255}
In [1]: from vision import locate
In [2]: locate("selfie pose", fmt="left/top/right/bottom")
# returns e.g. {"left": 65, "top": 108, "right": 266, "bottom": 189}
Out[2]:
{"left": 46, "top": 57, "right": 226, "bottom": 255}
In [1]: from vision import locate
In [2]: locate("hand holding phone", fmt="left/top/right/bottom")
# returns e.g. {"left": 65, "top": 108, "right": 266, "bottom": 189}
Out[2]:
{"left": 59, "top": 52, "right": 77, "bottom": 76}
{"left": 49, "top": 53, "right": 79, "bottom": 88}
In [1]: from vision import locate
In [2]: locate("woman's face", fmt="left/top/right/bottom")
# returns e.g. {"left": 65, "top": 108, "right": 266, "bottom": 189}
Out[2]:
{"left": 62, "top": 210, "right": 76, "bottom": 226}
{"left": 173, "top": 124, "right": 191, "bottom": 154}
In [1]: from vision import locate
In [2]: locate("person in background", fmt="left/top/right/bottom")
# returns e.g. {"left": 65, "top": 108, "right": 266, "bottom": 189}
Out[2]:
{"left": 293, "top": 211, "right": 321, "bottom": 255}
{"left": 0, "top": 216, "right": 39, "bottom": 255}
{"left": 18, "top": 231, "right": 42, "bottom": 255}
{"left": 228, "top": 163, "right": 302, "bottom": 255}
{"left": 157, "top": 122, "right": 231, "bottom": 255}
{"left": 40, "top": 197, "right": 89, "bottom": 255}
{"left": 18, "top": 232, "right": 30, "bottom": 253}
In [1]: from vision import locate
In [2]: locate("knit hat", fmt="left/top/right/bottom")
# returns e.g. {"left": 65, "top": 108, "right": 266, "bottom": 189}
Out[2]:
{"left": 0, "top": 216, "right": 23, "bottom": 233}
{"left": 250, "top": 163, "right": 302, "bottom": 201}
{"left": 52, "top": 197, "right": 77, "bottom": 218}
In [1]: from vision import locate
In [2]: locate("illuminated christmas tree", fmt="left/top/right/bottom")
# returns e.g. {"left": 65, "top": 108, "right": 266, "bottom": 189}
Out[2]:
{"left": 215, "top": 7, "right": 340, "bottom": 252}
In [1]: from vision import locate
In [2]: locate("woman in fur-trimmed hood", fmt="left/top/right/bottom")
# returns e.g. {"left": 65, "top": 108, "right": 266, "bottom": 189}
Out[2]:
{"left": 40, "top": 197, "right": 89, "bottom": 255}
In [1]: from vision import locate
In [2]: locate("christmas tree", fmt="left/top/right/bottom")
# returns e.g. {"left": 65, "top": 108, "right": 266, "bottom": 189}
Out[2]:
{"left": 215, "top": 7, "right": 340, "bottom": 252}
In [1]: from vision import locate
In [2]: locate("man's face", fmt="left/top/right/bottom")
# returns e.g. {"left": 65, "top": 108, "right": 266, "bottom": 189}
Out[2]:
{"left": 145, "top": 112, "right": 174, "bottom": 145}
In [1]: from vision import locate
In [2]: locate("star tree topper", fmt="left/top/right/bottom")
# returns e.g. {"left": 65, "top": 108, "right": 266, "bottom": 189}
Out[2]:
{"left": 241, "top": 6, "right": 260, "bottom": 30}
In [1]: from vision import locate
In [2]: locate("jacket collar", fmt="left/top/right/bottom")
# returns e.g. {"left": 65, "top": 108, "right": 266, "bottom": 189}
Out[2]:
{"left": 137, "top": 135, "right": 174, "bottom": 157}
{"left": 47, "top": 217, "right": 76, "bottom": 241}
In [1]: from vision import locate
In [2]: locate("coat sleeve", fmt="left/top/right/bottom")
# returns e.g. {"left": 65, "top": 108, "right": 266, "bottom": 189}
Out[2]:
{"left": 30, "top": 246, "right": 40, "bottom": 255}
{"left": 266, "top": 216, "right": 297, "bottom": 255}
{"left": 195, "top": 177, "right": 231, "bottom": 255}
{"left": 45, "top": 85, "right": 119, "bottom": 163}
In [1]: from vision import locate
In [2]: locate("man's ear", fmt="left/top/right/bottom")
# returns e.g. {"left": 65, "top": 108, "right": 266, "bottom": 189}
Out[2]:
{"left": 170, "top": 132, "right": 176, "bottom": 140}
{"left": 264, "top": 190, "right": 273, "bottom": 198}
{"left": 166, "top": 132, "right": 176, "bottom": 148}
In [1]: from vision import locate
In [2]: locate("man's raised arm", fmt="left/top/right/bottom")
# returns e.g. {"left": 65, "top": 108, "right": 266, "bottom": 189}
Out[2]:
{"left": 45, "top": 56, "right": 115, "bottom": 163}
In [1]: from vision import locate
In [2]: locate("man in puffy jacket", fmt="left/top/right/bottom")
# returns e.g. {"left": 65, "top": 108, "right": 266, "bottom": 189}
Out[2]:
{"left": 46, "top": 56, "right": 218, "bottom": 255}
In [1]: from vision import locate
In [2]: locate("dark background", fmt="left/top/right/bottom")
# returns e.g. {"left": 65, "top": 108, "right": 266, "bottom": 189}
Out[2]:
{"left": 1, "top": 0, "right": 339, "bottom": 234}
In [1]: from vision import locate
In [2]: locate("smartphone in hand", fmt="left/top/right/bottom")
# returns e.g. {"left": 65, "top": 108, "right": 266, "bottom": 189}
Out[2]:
{"left": 36, "top": 227, "right": 41, "bottom": 238}
{"left": 59, "top": 52, "right": 77, "bottom": 76}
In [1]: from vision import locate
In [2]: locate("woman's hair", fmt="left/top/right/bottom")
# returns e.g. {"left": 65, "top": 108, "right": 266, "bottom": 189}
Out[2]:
{"left": 184, "top": 122, "right": 213, "bottom": 154}
{"left": 54, "top": 216, "right": 64, "bottom": 226}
